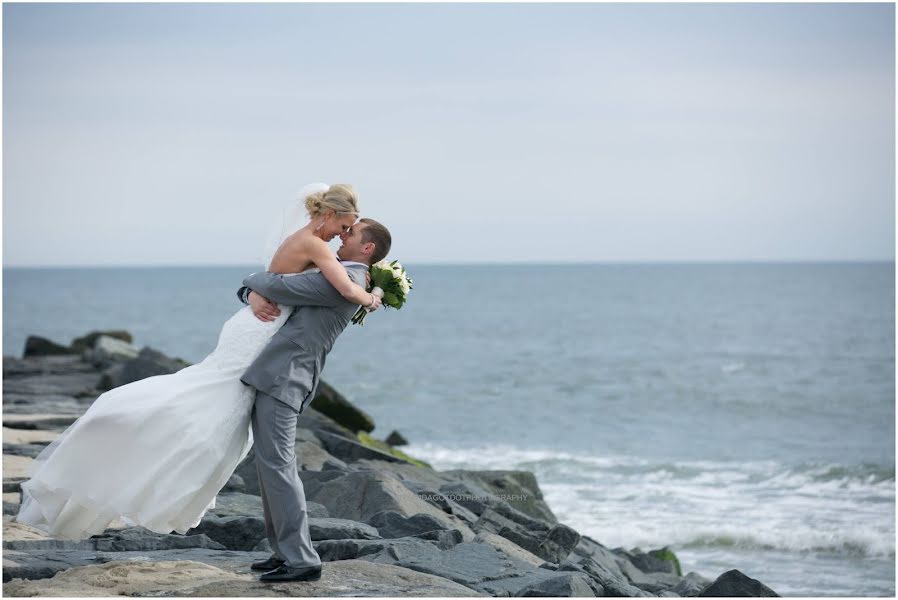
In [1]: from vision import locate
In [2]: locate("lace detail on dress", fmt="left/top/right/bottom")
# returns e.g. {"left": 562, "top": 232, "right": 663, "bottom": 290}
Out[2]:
{"left": 201, "top": 304, "right": 292, "bottom": 373}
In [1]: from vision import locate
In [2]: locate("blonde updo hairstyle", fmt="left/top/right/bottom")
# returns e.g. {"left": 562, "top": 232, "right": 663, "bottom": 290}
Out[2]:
{"left": 305, "top": 184, "right": 359, "bottom": 219}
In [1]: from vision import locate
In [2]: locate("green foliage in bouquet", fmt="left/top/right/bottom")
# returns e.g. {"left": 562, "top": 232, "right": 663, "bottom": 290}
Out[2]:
{"left": 371, "top": 260, "right": 412, "bottom": 309}
{"left": 352, "top": 260, "right": 413, "bottom": 326}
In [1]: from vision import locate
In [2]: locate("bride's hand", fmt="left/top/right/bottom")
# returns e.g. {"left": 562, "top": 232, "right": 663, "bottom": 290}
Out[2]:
{"left": 249, "top": 291, "right": 281, "bottom": 322}
{"left": 366, "top": 292, "right": 382, "bottom": 312}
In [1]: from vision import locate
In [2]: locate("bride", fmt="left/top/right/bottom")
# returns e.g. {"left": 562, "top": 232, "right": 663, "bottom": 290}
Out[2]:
{"left": 16, "top": 183, "right": 381, "bottom": 540}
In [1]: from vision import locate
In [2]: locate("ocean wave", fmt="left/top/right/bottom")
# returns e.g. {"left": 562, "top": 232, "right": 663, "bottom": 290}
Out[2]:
{"left": 803, "top": 463, "right": 895, "bottom": 485}
{"left": 405, "top": 442, "right": 895, "bottom": 560}
{"left": 678, "top": 530, "right": 895, "bottom": 558}
{"left": 405, "top": 442, "right": 894, "bottom": 488}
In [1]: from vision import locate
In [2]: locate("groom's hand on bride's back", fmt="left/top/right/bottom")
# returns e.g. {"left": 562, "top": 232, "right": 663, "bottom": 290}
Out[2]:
{"left": 248, "top": 291, "right": 281, "bottom": 322}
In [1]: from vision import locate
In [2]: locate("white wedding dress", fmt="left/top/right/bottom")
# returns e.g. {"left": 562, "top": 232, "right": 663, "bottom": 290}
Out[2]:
{"left": 16, "top": 298, "right": 295, "bottom": 540}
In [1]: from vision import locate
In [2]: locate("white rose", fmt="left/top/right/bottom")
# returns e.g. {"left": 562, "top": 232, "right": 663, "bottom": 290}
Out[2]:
{"left": 399, "top": 278, "right": 411, "bottom": 294}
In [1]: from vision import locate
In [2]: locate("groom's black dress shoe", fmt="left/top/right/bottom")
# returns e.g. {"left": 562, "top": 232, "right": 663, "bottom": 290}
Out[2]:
{"left": 251, "top": 556, "right": 286, "bottom": 571}
{"left": 260, "top": 564, "right": 322, "bottom": 583}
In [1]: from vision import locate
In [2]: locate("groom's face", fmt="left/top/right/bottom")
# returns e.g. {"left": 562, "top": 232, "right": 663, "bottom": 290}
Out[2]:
{"left": 337, "top": 223, "right": 370, "bottom": 263}
{"left": 323, "top": 214, "right": 358, "bottom": 242}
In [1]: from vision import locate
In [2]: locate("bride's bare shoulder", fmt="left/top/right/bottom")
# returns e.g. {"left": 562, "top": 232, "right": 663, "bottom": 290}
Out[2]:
{"left": 269, "top": 231, "right": 329, "bottom": 273}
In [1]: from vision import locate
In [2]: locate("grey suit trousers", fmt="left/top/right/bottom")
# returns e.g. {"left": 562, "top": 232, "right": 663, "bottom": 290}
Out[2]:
{"left": 250, "top": 391, "right": 321, "bottom": 568}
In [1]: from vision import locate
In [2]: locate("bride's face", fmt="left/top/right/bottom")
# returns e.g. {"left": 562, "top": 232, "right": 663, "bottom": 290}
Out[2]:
{"left": 322, "top": 213, "right": 358, "bottom": 241}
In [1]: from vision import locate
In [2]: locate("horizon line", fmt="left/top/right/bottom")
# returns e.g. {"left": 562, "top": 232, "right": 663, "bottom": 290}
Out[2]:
{"left": 2, "top": 258, "right": 895, "bottom": 269}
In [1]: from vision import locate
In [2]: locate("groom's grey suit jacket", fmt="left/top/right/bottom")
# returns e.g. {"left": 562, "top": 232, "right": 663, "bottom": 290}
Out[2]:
{"left": 237, "top": 263, "right": 368, "bottom": 414}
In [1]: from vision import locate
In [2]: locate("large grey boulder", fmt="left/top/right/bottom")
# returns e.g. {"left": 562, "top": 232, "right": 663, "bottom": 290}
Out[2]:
{"left": 368, "top": 510, "right": 449, "bottom": 538}
{"left": 515, "top": 573, "right": 596, "bottom": 598}
{"left": 315, "top": 535, "right": 448, "bottom": 562}
{"left": 298, "top": 469, "right": 349, "bottom": 491}
{"left": 616, "top": 563, "right": 683, "bottom": 595}
{"left": 85, "top": 335, "right": 139, "bottom": 366}
{"left": 187, "top": 516, "right": 267, "bottom": 551}
{"left": 401, "top": 480, "right": 481, "bottom": 527}
{"left": 409, "top": 528, "right": 465, "bottom": 549}
{"left": 231, "top": 451, "right": 262, "bottom": 496}
{"left": 438, "top": 479, "right": 501, "bottom": 517}
{"left": 307, "top": 501, "right": 330, "bottom": 519}
{"left": 567, "top": 534, "right": 631, "bottom": 580}
{"left": 473, "top": 505, "right": 540, "bottom": 537}
{"left": 699, "top": 569, "right": 780, "bottom": 597}
{"left": 358, "top": 457, "right": 452, "bottom": 489}
{"left": 537, "top": 523, "right": 581, "bottom": 564}
{"left": 70, "top": 330, "right": 133, "bottom": 352}
{"left": 442, "top": 470, "right": 559, "bottom": 525}
{"left": 617, "top": 546, "right": 682, "bottom": 576}
{"left": 560, "top": 556, "right": 653, "bottom": 597}
{"left": 208, "top": 492, "right": 265, "bottom": 518}
{"left": 308, "top": 380, "right": 375, "bottom": 433}
{"left": 369, "top": 465, "right": 545, "bottom": 534}
{"left": 99, "top": 347, "right": 189, "bottom": 390}
{"left": 300, "top": 469, "right": 475, "bottom": 541}
{"left": 294, "top": 428, "right": 349, "bottom": 471}
{"left": 513, "top": 572, "right": 597, "bottom": 597}
{"left": 357, "top": 538, "right": 567, "bottom": 597}
{"left": 221, "top": 472, "right": 245, "bottom": 493}
{"left": 232, "top": 434, "right": 346, "bottom": 497}
{"left": 475, "top": 568, "right": 596, "bottom": 597}
{"left": 316, "top": 430, "right": 411, "bottom": 465}
{"left": 473, "top": 530, "right": 545, "bottom": 567}
{"left": 472, "top": 505, "right": 578, "bottom": 564}
{"left": 310, "top": 517, "right": 381, "bottom": 541}
{"left": 673, "top": 572, "right": 714, "bottom": 597}
{"left": 297, "top": 405, "right": 358, "bottom": 441}
{"left": 23, "top": 336, "right": 77, "bottom": 358}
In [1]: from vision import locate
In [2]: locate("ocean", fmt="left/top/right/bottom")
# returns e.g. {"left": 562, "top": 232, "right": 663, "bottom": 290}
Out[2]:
{"left": 3, "top": 262, "right": 895, "bottom": 596}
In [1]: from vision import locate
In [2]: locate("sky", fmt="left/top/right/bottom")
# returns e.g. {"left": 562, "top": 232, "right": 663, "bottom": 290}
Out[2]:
{"left": 3, "top": 3, "right": 895, "bottom": 266}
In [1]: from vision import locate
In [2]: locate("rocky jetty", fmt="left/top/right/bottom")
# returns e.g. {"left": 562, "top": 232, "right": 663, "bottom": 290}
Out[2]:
{"left": 2, "top": 332, "right": 779, "bottom": 597}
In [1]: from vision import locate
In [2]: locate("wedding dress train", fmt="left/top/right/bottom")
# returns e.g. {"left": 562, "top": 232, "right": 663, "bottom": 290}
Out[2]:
{"left": 16, "top": 301, "right": 292, "bottom": 539}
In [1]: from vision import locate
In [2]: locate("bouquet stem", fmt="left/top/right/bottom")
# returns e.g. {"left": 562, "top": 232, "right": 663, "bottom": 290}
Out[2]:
{"left": 352, "top": 287, "right": 384, "bottom": 326}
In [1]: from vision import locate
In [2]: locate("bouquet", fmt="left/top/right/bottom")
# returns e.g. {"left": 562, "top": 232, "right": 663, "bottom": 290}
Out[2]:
{"left": 352, "top": 260, "right": 413, "bottom": 326}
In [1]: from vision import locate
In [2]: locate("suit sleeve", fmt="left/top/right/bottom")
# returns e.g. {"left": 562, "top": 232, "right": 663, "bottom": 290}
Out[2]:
{"left": 242, "top": 271, "right": 355, "bottom": 308}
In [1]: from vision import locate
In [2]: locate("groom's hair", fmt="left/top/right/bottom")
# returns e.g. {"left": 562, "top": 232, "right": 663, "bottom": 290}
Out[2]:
{"left": 359, "top": 218, "right": 391, "bottom": 264}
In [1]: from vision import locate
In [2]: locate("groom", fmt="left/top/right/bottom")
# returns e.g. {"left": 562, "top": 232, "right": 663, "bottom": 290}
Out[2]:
{"left": 236, "top": 218, "right": 391, "bottom": 583}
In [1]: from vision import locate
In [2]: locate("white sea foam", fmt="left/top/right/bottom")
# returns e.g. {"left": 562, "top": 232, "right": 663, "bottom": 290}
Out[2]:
{"left": 405, "top": 442, "right": 896, "bottom": 559}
